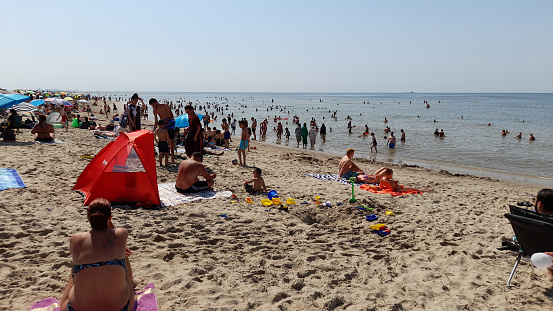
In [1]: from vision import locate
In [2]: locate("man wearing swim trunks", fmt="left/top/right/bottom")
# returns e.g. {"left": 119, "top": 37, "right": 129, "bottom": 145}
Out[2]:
{"left": 176, "top": 152, "right": 216, "bottom": 193}
{"left": 370, "top": 132, "right": 378, "bottom": 153}
{"left": 338, "top": 148, "right": 364, "bottom": 180}
{"left": 222, "top": 119, "right": 231, "bottom": 149}
{"left": 150, "top": 98, "right": 176, "bottom": 162}
{"left": 387, "top": 132, "right": 396, "bottom": 149}
{"left": 238, "top": 120, "right": 248, "bottom": 166}
{"left": 57, "top": 105, "right": 69, "bottom": 132}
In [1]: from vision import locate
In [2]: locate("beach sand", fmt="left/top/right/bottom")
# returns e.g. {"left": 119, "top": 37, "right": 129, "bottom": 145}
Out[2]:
{"left": 1, "top": 102, "right": 552, "bottom": 310}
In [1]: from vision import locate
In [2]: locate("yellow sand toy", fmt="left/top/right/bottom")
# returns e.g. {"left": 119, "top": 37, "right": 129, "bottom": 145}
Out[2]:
{"left": 245, "top": 198, "right": 253, "bottom": 204}
{"left": 286, "top": 198, "right": 296, "bottom": 205}
{"left": 79, "top": 154, "right": 94, "bottom": 159}
{"left": 314, "top": 196, "right": 321, "bottom": 205}
{"left": 261, "top": 199, "right": 273, "bottom": 206}
{"left": 369, "top": 223, "right": 387, "bottom": 230}
{"left": 272, "top": 197, "right": 281, "bottom": 205}
{"left": 385, "top": 211, "right": 395, "bottom": 216}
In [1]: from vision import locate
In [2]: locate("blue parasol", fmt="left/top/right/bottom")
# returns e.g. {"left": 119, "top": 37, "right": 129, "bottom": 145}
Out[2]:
{"left": 0, "top": 94, "right": 31, "bottom": 109}
{"left": 29, "top": 99, "right": 45, "bottom": 106}
{"left": 174, "top": 113, "right": 204, "bottom": 128}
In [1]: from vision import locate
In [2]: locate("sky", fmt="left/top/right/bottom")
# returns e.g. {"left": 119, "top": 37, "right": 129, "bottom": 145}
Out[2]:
{"left": 1, "top": 0, "right": 552, "bottom": 93}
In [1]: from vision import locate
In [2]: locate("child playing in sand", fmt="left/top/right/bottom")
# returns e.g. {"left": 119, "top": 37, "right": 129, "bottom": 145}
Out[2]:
{"left": 243, "top": 168, "right": 267, "bottom": 194}
{"left": 238, "top": 120, "right": 248, "bottom": 166}
{"left": 155, "top": 120, "right": 170, "bottom": 166}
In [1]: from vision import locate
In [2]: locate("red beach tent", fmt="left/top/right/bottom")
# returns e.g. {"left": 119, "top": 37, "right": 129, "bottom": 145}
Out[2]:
{"left": 74, "top": 130, "right": 160, "bottom": 205}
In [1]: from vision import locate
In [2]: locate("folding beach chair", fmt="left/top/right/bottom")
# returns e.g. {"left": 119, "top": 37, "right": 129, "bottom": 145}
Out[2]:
{"left": 503, "top": 205, "right": 553, "bottom": 288}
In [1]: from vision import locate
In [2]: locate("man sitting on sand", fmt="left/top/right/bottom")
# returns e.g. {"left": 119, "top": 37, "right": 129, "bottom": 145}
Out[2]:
{"left": 339, "top": 148, "right": 364, "bottom": 180}
{"left": 244, "top": 168, "right": 267, "bottom": 194}
{"left": 31, "top": 115, "right": 55, "bottom": 142}
{"left": 175, "top": 151, "right": 216, "bottom": 193}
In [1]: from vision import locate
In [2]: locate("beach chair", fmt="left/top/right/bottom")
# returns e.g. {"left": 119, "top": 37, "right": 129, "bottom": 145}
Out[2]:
{"left": 503, "top": 205, "right": 553, "bottom": 288}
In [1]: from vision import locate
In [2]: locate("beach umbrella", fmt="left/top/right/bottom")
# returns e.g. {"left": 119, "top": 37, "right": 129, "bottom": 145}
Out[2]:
{"left": 12, "top": 102, "right": 38, "bottom": 112}
{"left": 64, "top": 96, "right": 73, "bottom": 101}
{"left": 77, "top": 99, "right": 90, "bottom": 104}
{"left": 29, "top": 99, "right": 45, "bottom": 106}
{"left": 51, "top": 98, "right": 72, "bottom": 107}
{"left": 44, "top": 98, "right": 55, "bottom": 102}
{"left": 0, "top": 94, "right": 31, "bottom": 109}
{"left": 0, "top": 88, "right": 12, "bottom": 94}
{"left": 174, "top": 113, "right": 204, "bottom": 128}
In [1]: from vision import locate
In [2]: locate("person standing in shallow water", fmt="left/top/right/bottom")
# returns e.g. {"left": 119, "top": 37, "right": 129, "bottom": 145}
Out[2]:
{"left": 301, "top": 123, "right": 308, "bottom": 148}
{"left": 295, "top": 123, "right": 302, "bottom": 148}
{"left": 320, "top": 123, "right": 326, "bottom": 143}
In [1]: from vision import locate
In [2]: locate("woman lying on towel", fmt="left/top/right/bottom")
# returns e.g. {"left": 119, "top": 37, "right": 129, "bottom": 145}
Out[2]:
{"left": 380, "top": 168, "right": 433, "bottom": 193}
{"left": 59, "top": 198, "right": 134, "bottom": 311}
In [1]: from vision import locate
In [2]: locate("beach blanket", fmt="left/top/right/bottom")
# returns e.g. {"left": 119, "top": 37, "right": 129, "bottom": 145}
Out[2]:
{"left": 30, "top": 282, "right": 158, "bottom": 311}
{"left": 0, "top": 168, "right": 26, "bottom": 191}
{"left": 158, "top": 182, "right": 233, "bottom": 207}
{"left": 359, "top": 184, "right": 421, "bottom": 196}
{"left": 35, "top": 139, "right": 66, "bottom": 144}
{"left": 305, "top": 174, "right": 364, "bottom": 187}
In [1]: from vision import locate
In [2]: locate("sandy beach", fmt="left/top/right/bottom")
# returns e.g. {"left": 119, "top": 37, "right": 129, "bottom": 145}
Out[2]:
{"left": 1, "top": 102, "right": 552, "bottom": 310}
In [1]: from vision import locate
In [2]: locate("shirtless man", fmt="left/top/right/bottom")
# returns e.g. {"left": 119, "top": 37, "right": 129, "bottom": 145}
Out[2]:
{"left": 338, "top": 148, "right": 364, "bottom": 180}
{"left": 387, "top": 132, "right": 396, "bottom": 148}
{"left": 31, "top": 115, "right": 55, "bottom": 141}
{"left": 175, "top": 152, "right": 216, "bottom": 193}
{"left": 150, "top": 98, "right": 176, "bottom": 163}
{"left": 221, "top": 119, "right": 231, "bottom": 149}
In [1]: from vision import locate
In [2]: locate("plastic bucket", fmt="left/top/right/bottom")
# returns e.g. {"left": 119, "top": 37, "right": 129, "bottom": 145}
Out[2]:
{"left": 268, "top": 190, "right": 278, "bottom": 200}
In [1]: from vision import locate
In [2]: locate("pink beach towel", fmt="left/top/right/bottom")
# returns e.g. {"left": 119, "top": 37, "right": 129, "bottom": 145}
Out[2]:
{"left": 30, "top": 282, "right": 158, "bottom": 311}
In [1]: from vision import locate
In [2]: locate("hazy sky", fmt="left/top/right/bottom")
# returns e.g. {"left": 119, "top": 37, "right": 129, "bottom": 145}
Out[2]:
{"left": 1, "top": 0, "right": 552, "bottom": 93}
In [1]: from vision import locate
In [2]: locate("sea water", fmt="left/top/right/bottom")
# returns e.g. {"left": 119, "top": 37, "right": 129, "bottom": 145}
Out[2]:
{"left": 97, "top": 92, "right": 553, "bottom": 185}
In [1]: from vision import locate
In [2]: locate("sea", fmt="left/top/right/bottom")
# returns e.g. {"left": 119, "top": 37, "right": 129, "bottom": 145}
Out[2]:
{"left": 94, "top": 92, "right": 553, "bottom": 186}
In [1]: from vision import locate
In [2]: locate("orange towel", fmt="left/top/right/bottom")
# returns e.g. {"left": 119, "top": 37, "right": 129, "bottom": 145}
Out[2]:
{"left": 359, "top": 184, "right": 421, "bottom": 196}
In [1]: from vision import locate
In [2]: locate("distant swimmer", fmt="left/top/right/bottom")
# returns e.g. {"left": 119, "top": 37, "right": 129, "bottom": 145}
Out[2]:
{"left": 502, "top": 129, "right": 507, "bottom": 136}
{"left": 400, "top": 129, "right": 405, "bottom": 142}
{"left": 439, "top": 129, "right": 445, "bottom": 137}
{"left": 515, "top": 132, "right": 522, "bottom": 139}
{"left": 530, "top": 133, "right": 536, "bottom": 141}
{"left": 488, "top": 123, "right": 491, "bottom": 126}
{"left": 434, "top": 129, "right": 440, "bottom": 136}
{"left": 384, "top": 117, "right": 388, "bottom": 123}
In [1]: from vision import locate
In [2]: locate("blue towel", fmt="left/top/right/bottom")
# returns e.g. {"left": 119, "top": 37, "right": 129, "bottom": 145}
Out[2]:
{"left": 0, "top": 168, "right": 26, "bottom": 191}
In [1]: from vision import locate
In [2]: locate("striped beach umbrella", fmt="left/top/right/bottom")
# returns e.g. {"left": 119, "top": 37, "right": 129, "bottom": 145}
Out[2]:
{"left": 12, "top": 102, "right": 38, "bottom": 112}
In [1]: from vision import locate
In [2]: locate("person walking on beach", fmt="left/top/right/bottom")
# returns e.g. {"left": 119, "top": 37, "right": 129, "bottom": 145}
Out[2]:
{"left": 387, "top": 132, "right": 396, "bottom": 149}
{"left": 301, "top": 123, "right": 308, "bottom": 148}
{"left": 231, "top": 119, "right": 236, "bottom": 136}
{"left": 295, "top": 123, "right": 302, "bottom": 148}
{"left": 238, "top": 120, "right": 248, "bottom": 166}
{"left": 56, "top": 105, "right": 68, "bottom": 132}
{"left": 203, "top": 112, "right": 210, "bottom": 130}
{"left": 150, "top": 98, "right": 176, "bottom": 163}
{"left": 370, "top": 132, "right": 378, "bottom": 153}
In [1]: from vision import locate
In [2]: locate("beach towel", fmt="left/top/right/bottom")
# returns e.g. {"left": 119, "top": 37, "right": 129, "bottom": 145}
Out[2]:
{"left": 305, "top": 174, "right": 364, "bottom": 187}
{"left": 0, "top": 168, "right": 26, "bottom": 191}
{"left": 158, "top": 182, "right": 233, "bottom": 207}
{"left": 35, "top": 139, "right": 66, "bottom": 144}
{"left": 29, "top": 282, "right": 158, "bottom": 311}
{"left": 359, "top": 184, "right": 421, "bottom": 196}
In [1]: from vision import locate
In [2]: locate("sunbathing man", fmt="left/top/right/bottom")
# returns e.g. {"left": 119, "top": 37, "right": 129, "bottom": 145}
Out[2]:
{"left": 31, "top": 115, "right": 55, "bottom": 142}
{"left": 379, "top": 168, "right": 433, "bottom": 192}
{"left": 175, "top": 151, "right": 216, "bottom": 193}
{"left": 338, "top": 148, "right": 364, "bottom": 180}
{"left": 150, "top": 98, "right": 176, "bottom": 163}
